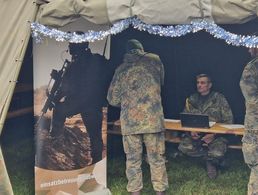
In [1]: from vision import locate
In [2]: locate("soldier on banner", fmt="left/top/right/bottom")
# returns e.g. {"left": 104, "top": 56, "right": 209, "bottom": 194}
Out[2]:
{"left": 49, "top": 31, "right": 112, "bottom": 164}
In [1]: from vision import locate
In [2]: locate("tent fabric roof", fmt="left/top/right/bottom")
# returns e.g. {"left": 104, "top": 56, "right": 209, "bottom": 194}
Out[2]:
{"left": 0, "top": 1, "right": 38, "bottom": 131}
{"left": 36, "top": 0, "right": 258, "bottom": 27}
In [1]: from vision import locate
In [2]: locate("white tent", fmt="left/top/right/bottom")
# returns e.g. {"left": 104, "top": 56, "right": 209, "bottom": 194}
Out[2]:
{"left": 0, "top": 0, "right": 257, "bottom": 194}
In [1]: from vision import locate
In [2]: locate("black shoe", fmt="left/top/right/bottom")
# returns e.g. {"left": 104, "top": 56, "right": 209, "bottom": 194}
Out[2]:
{"left": 206, "top": 161, "right": 217, "bottom": 179}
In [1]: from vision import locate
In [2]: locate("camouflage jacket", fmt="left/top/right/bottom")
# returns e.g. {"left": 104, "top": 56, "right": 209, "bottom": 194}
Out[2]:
{"left": 107, "top": 49, "right": 165, "bottom": 135}
{"left": 184, "top": 91, "right": 233, "bottom": 123}
{"left": 240, "top": 57, "right": 258, "bottom": 130}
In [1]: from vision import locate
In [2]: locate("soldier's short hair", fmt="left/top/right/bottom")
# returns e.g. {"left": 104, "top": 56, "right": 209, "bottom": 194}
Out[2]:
{"left": 196, "top": 74, "right": 212, "bottom": 83}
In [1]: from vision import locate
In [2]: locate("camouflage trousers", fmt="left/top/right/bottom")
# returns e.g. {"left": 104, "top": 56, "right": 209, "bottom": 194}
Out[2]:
{"left": 122, "top": 132, "right": 168, "bottom": 192}
{"left": 242, "top": 131, "right": 258, "bottom": 195}
{"left": 178, "top": 135, "right": 227, "bottom": 164}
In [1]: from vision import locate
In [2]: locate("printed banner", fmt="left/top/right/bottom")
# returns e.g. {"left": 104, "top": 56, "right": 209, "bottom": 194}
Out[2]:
{"left": 33, "top": 19, "right": 111, "bottom": 195}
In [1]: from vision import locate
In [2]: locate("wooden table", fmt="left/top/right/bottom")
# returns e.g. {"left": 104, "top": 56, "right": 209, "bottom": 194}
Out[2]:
{"left": 164, "top": 120, "right": 244, "bottom": 135}
{"left": 108, "top": 120, "right": 245, "bottom": 149}
{"left": 164, "top": 120, "right": 244, "bottom": 149}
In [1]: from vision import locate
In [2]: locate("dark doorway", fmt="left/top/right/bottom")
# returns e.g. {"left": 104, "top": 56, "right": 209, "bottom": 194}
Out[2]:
{"left": 109, "top": 18, "right": 258, "bottom": 124}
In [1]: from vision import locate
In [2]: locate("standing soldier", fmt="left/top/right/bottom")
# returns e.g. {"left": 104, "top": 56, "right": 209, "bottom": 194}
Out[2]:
{"left": 240, "top": 45, "right": 258, "bottom": 195}
{"left": 178, "top": 74, "right": 233, "bottom": 179}
{"left": 107, "top": 39, "right": 168, "bottom": 195}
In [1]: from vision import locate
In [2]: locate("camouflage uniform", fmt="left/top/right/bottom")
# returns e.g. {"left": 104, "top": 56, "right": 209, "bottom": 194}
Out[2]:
{"left": 240, "top": 57, "right": 258, "bottom": 195}
{"left": 107, "top": 42, "right": 168, "bottom": 192}
{"left": 178, "top": 91, "right": 233, "bottom": 164}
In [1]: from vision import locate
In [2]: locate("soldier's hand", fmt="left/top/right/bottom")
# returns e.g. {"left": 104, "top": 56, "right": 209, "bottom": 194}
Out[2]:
{"left": 201, "top": 133, "right": 215, "bottom": 144}
{"left": 59, "top": 96, "right": 66, "bottom": 103}
{"left": 191, "top": 131, "right": 200, "bottom": 140}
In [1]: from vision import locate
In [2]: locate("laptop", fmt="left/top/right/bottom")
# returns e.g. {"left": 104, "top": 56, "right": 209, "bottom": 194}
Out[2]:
{"left": 180, "top": 113, "right": 210, "bottom": 128}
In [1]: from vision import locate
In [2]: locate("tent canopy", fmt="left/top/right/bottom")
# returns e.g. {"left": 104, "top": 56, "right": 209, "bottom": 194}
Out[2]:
{"left": 36, "top": 0, "right": 258, "bottom": 27}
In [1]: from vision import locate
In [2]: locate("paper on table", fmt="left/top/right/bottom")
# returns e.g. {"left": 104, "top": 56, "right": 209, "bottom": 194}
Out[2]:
{"left": 164, "top": 119, "right": 180, "bottom": 123}
{"left": 209, "top": 122, "right": 216, "bottom": 127}
{"left": 219, "top": 124, "right": 245, "bottom": 129}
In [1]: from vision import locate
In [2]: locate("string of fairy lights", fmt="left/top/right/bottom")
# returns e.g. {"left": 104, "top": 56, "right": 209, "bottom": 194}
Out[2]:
{"left": 31, "top": 17, "right": 258, "bottom": 48}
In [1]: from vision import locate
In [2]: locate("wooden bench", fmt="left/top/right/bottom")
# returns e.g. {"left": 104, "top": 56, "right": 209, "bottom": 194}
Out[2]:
{"left": 108, "top": 120, "right": 244, "bottom": 149}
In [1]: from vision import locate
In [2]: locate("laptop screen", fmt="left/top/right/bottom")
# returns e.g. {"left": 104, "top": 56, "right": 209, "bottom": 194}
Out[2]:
{"left": 180, "top": 113, "right": 210, "bottom": 128}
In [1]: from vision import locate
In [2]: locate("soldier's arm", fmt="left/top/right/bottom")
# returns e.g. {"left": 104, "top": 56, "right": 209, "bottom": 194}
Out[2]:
{"left": 151, "top": 54, "right": 164, "bottom": 85}
{"left": 219, "top": 95, "right": 233, "bottom": 124}
{"left": 241, "top": 64, "right": 258, "bottom": 102}
{"left": 159, "top": 60, "right": 165, "bottom": 86}
{"left": 107, "top": 68, "right": 122, "bottom": 107}
{"left": 183, "top": 98, "right": 190, "bottom": 112}
{"left": 201, "top": 133, "right": 216, "bottom": 144}
{"left": 183, "top": 96, "right": 200, "bottom": 114}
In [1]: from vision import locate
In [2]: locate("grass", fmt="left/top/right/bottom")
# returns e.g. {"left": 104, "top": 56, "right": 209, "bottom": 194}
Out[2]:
{"left": 1, "top": 115, "right": 250, "bottom": 195}
{"left": 107, "top": 143, "right": 250, "bottom": 195}
{"left": 1, "top": 115, "right": 35, "bottom": 195}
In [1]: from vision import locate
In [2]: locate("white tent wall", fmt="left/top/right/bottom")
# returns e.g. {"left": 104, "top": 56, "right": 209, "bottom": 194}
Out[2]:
{"left": 0, "top": 0, "right": 37, "bottom": 133}
{"left": 0, "top": 0, "right": 38, "bottom": 194}
{"left": 36, "top": 0, "right": 258, "bottom": 27}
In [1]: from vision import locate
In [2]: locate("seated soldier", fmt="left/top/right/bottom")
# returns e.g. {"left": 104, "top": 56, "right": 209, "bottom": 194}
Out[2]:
{"left": 178, "top": 74, "right": 233, "bottom": 179}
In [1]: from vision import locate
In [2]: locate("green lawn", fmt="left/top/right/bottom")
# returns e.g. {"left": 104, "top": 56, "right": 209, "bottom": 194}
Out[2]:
{"left": 2, "top": 134, "right": 34, "bottom": 195}
{"left": 1, "top": 115, "right": 250, "bottom": 195}
{"left": 1, "top": 115, "right": 35, "bottom": 195}
{"left": 107, "top": 149, "right": 250, "bottom": 195}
